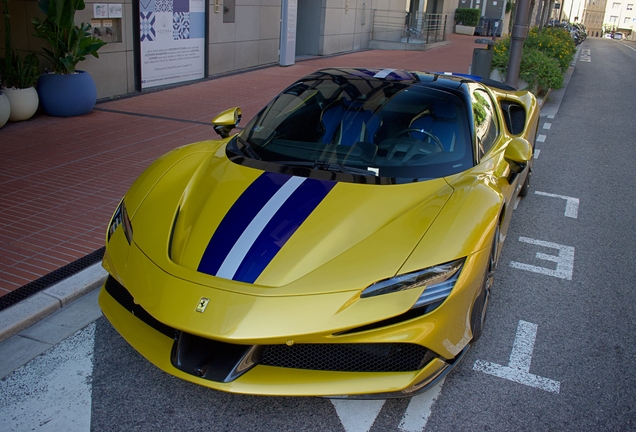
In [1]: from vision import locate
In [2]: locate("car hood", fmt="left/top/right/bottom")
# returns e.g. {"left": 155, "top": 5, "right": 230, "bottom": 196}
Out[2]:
{"left": 132, "top": 152, "right": 454, "bottom": 296}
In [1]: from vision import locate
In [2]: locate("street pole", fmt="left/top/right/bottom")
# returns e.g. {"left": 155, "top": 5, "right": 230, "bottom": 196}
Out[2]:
{"left": 505, "top": 0, "right": 532, "bottom": 88}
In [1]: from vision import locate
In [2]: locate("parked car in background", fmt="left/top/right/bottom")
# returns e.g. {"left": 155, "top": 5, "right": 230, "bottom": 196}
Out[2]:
{"left": 614, "top": 32, "right": 624, "bottom": 40}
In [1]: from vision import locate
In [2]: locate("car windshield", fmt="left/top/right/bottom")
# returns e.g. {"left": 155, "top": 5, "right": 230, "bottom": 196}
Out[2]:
{"left": 234, "top": 69, "right": 473, "bottom": 183}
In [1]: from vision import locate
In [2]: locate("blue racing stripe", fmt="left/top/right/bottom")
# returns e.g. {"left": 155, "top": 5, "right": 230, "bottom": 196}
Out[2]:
{"left": 197, "top": 172, "right": 289, "bottom": 276}
{"left": 198, "top": 172, "right": 335, "bottom": 283}
{"left": 233, "top": 177, "right": 335, "bottom": 283}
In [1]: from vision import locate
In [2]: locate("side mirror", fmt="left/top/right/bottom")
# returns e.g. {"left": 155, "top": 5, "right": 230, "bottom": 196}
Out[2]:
{"left": 504, "top": 137, "right": 532, "bottom": 174}
{"left": 211, "top": 107, "right": 242, "bottom": 138}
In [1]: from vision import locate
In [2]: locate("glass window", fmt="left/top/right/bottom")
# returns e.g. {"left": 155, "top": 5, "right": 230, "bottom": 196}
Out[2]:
{"left": 469, "top": 87, "right": 498, "bottom": 158}
{"left": 235, "top": 70, "right": 475, "bottom": 183}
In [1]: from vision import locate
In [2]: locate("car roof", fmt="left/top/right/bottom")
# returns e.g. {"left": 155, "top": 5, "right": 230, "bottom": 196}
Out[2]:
{"left": 302, "top": 68, "right": 518, "bottom": 92}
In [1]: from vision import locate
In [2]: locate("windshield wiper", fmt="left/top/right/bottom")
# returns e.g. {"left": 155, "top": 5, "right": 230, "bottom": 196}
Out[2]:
{"left": 236, "top": 136, "right": 261, "bottom": 160}
{"left": 276, "top": 160, "right": 376, "bottom": 176}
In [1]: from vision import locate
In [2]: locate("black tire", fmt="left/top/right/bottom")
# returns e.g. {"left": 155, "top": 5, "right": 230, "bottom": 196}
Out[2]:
{"left": 519, "top": 127, "right": 538, "bottom": 197}
{"left": 471, "top": 225, "right": 498, "bottom": 342}
{"left": 519, "top": 166, "right": 531, "bottom": 197}
{"left": 471, "top": 275, "right": 490, "bottom": 342}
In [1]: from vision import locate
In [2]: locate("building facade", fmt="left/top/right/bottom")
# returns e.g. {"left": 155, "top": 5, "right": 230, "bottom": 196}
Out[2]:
{"left": 603, "top": 0, "right": 634, "bottom": 37}
{"left": 1, "top": 0, "right": 421, "bottom": 100}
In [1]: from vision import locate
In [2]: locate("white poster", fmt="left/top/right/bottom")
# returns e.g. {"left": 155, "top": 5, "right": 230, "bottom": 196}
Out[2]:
{"left": 139, "top": 0, "right": 205, "bottom": 88}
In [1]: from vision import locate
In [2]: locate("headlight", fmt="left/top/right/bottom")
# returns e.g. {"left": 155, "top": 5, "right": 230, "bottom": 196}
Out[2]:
{"left": 361, "top": 258, "right": 464, "bottom": 311}
{"left": 107, "top": 200, "right": 133, "bottom": 244}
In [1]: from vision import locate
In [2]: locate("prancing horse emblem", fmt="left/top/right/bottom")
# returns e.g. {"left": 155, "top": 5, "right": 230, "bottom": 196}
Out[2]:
{"left": 196, "top": 297, "right": 210, "bottom": 313}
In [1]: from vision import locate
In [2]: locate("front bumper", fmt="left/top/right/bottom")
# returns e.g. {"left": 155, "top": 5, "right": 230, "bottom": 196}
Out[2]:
{"left": 99, "top": 247, "right": 489, "bottom": 398}
{"left": 100, "top": 278, "right": 460, "bottom": 397}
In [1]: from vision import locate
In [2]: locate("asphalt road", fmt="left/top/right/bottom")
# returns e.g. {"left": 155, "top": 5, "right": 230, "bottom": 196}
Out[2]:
{"left": 2, "top": 37, "right": 635, "bottom": 432}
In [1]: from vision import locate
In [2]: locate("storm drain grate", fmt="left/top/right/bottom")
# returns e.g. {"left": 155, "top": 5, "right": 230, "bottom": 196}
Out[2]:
{"left": 0, "top": 247, "right": 105, "bottom": 312}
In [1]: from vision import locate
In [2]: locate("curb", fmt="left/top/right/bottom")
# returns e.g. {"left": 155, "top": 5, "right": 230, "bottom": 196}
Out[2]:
{"left": 0, "top": 263, "right": 107, "bottom": 343}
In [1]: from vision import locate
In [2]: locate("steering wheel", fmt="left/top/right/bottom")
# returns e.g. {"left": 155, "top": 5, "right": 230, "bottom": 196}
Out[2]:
{"left": 399, "top": 128, "right": 444, "bottom": 152}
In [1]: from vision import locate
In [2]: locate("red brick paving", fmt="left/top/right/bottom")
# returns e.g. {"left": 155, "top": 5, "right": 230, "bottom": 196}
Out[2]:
{"left": 0, "top": 34, "right": 477, "bottom": 296}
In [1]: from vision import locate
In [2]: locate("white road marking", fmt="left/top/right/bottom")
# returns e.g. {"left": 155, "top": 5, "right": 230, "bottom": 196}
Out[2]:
{"left": 542, "top": 123, "right": 551, "bottom": 129}
{"left": 331, "top": 399, "right": 386, "bottom": 432}
{"left": 621, "top": 43, "right": 636, "bottom": 52}
{"left": 399, "top": 379, "right": 445, "bottom": 432}
{"left": 0, "top": 323, "right": 95, "bottom": 431}
{"left": 534, "top": 191, "right": 579, "bottom": 218}
{"left": 546, "top": 115, "right": 555, "bottom": 119}
{"left": 534, "top": 149, "right": 541, "bottom": 159}
{"left": 514, "top": 196, "right": 521, "bottom": 210}
{"left": 473, "top": 320, "right": 560, "bottom": 393}
{"left": 537, "top": 135, "right": 546, "bottom": 143}
{"left": 510, "top": 237, "right": 574, "bottom": 280}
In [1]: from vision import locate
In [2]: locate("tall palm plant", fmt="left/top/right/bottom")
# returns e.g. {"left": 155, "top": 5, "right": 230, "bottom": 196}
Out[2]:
{"left": 32, "top": 0, "right": 106, "bottom": 74}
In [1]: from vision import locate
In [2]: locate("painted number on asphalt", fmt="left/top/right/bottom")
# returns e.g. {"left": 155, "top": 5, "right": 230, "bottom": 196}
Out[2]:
{"left": 534, "top": 191, "right": 579, "bottom": 218}
{"left": 510, "top": 237, "right": 575, "bottom": 280}
{"left": 473, "top": 320, "right": 560, "bottom": 393}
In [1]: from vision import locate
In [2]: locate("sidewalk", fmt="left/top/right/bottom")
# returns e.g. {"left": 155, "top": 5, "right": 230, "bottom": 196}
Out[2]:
{"left": 0, "top": 34, "right": 480, "bottom": 342}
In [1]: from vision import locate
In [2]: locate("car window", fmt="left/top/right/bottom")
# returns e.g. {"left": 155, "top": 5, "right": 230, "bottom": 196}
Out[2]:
{"left": 236, "top": 71, "right": 474, "bottom": 183}
{"left": 470, "top": 87, "right": 498, "bottom": 158}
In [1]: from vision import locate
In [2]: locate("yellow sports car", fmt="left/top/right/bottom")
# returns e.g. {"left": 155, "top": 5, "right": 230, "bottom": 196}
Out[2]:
{"left": 99, "top": 68, "right": 538, "bottom": 398}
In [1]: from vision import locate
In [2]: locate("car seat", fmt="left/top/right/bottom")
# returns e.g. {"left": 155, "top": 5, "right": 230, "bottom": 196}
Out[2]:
{"left": 320, "top": 100, "right": 381, "bottom": 146}
{"left": 409, "top": 100, "right": 458, "bottom": 151}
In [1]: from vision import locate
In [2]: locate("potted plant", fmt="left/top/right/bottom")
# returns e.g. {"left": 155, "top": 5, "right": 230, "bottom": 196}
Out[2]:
{"left": 454, "top": 8, "right": 480, "bottom": 35}
{"left": 0, "top": 91, "right": 9, "bottom": 128}
{"left": 32, "top": 0, "right": 106, "bottom": 117}
{"left": 1, "top": 0, "right": 40, "bottom": 123}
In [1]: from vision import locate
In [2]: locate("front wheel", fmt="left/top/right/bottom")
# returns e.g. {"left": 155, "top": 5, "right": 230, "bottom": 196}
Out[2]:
{"left": 519, "top": 166, "right": 531, "bottom": 197}
{"left": 471, "top": 225, "right": 499, "bottom": 342}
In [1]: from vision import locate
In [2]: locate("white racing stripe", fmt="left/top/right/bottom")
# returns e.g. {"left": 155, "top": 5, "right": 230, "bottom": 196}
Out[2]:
{"left": 216, "top": 176, "right": 306, "bottom": 279}
{"left": 374, "top": 69, "right": 396, "bottom": 78}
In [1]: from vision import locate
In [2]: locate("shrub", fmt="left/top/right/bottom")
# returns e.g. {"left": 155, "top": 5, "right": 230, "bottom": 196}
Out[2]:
{"left": 525, "top": 27, "right": 576, "bottom": 72}
{"left": 519, "top": 48, "right": 564, "bottom": 93}
{"left": 455, "top": 8, "right": 480, "bottom": 27}
{"left": 492, "top": 26, "right": 575, "bottom": 93}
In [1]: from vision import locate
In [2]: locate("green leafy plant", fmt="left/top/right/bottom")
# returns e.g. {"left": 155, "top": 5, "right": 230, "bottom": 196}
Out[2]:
{"left": 1, "top": 0, "right": 40, "bottom": 88}
{"left": 519, "top": 48, "right": 563, "bottom": 93}
{"left": 492, "top": 26, "right": 575, "bottom": 94}
{"left": 506, "top": 1, "right": 514, "bottom": 14}
{"left": 1, "top": 52, "right": 40, "bottom": 88}
{"left": 454, "top": 8, "right": 480, "bottom": 27}
{"left": 32, "top": 0, "right": 106, "bottom": 74}
{"left": 523, "top": 26, "right": 576, "bottom": 72}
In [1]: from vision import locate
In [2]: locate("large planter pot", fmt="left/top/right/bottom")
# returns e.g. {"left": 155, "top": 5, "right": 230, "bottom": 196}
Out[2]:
{"left": 0, "top": 92, "right": 10, "bottom": 128}
{"left": 455, "top": 25, "right": 476, "bottom": 35}
{"left": 3, "top": 87, "right": 39, "bottom": 122}
{"left": 37, "top": 70, "right": 97, "bottom": 117}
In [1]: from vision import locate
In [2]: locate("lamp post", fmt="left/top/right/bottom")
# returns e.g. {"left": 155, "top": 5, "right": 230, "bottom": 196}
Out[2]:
{"left": 505, "top": 0, "right": 532, "bottom": 88}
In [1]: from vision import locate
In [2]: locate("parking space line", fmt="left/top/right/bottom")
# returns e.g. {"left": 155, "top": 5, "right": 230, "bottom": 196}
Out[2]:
{"left": 534, "top": 191, "right": 579, "bottom": 218}
{"left": 399, "top": 379, "right": 445, "bottom": 432}
{"left": 473, "top": 321, "right": 560, "bottom": 393}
